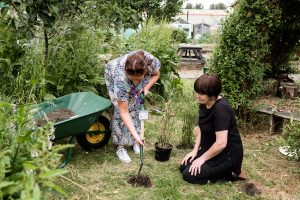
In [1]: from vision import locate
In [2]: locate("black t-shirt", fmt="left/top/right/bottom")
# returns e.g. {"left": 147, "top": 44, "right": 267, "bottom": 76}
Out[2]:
{"left": 198, "top": 98, "right": 243, "bottom": 175}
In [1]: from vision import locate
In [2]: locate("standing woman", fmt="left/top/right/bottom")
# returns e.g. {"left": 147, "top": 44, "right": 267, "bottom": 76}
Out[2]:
{"left": 105, "top": 50, "right": 160, "bottom": 163}
{"left": 180, "top": 74, "right": 245, "bottom": 184}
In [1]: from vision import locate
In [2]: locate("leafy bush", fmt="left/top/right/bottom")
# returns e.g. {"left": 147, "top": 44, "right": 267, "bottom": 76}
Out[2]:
{"left": 0, "top": 101, "right": 68, "bottom": 199}
{"left": 171, "top": 29, "right": 187, "bottom": 43}
{"left": 209, "top": 0, "right": 281, "bottom": 111}
{"left": 282, "top": 121, "right": 300, "bottom": 160}
{"left": 46, "top": 18, "right": 107, "bottom": 97}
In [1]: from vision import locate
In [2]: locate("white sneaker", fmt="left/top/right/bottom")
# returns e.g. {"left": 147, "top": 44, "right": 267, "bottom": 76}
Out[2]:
{"left": 133, "top": 143, "right": 140, "bottom": 155}
{"left": 116, "top": 148, "right": 131, "bottom": 163}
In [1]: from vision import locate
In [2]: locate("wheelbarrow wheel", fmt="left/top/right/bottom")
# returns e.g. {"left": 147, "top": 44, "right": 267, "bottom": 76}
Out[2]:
{"left": 76, "top": 116, "right": 111, "bottom": 150}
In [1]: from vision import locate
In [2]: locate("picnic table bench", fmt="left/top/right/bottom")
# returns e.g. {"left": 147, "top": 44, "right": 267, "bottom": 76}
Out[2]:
{"left": 177, "top": 44, "right": 206, "bottom": 64}
{"left": 257, "top": 106, "right": 300, "bottom": 134}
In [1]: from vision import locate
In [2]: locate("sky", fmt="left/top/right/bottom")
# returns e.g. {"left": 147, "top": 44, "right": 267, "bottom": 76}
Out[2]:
{"left": 183, "top": 0, "right": 236, "bottom": 9}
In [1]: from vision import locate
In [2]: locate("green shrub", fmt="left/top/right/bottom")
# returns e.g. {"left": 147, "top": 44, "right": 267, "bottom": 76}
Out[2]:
{"left": 0, "top": 101, "right": 68, "bottom": 199}
{"left": 46, "top": 19, "right": 107, "bottom": 97}
{"left": 209, "top": 0, "right": 281, "bottom": 111}
{"left": 282, "top": 121, "right": 300, "bottom": 160}
{"left": 171, "top": 29, "right": 187, "bottom": 43}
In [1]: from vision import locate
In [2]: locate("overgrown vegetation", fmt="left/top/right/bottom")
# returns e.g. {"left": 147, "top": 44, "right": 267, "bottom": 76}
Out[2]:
{"left": 0, "top": 2, "right": 184, "bottom": 197}
{"left": 0, "top": 101, "right": 68, "bottom": 199}
{"left": 282, "top": 121, "right": 300, "bottom": 159}
{"left": 198, "top": 33, "right": 219, "bottom": 44}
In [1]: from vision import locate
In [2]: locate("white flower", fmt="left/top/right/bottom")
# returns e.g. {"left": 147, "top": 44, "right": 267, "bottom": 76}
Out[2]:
{"left": 31, "top": 150, "right": 39, "bottom": 158}
{"left": 9, "top": 122, "right": 16, "bottom": 131}
{"left": 12, "top": 104, "right": 17, "bottom": 113}
{"left": 50, "top": 126, "right": 55, "bottom": 133}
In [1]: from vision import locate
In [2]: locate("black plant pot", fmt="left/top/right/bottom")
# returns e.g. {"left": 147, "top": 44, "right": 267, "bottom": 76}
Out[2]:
{"left": 154, "top": 142, "right": 173, "bottom": 162}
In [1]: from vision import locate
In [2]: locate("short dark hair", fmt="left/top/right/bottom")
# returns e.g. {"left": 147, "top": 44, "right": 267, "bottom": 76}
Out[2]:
{"left": 125, "top": 51, "right": 147, "bottom": 76}
{"left": 194, "top": 74, "right": 222, "bottom": 98}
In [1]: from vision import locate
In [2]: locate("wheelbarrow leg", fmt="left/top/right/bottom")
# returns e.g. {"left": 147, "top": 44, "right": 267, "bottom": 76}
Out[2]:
{"left": 60, "top": 136, "right": 75, "bottom": 168}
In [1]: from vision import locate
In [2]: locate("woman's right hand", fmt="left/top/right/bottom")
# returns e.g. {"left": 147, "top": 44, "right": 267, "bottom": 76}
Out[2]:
{"left": 133, "top": 135, "right": 144, "bottom": 146}
{"left": 181, "top": 150, "right": 197, "bottom": 165}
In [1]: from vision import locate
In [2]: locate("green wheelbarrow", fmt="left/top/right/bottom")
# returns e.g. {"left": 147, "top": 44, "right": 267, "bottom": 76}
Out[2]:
{"left": 33, "top": 92, "right": 112, "bottom": 151}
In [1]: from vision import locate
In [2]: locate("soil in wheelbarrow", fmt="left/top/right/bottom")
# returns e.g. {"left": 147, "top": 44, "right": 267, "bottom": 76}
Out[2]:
{"left": 36, "top": 109, "right": 75, "bottom": 126}
{"left": 127, "top": 174, "right": 152, "bottom": 188}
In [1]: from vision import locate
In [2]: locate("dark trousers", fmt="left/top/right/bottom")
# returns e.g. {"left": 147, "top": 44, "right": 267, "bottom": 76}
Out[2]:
{"left": 180, "top": 152, "right": 234, "bottom": 184}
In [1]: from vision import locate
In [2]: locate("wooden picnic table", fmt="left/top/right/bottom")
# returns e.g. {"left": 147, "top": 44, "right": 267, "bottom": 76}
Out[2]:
{"left": 177, "top": 44, "right": 206, "bottom": 64}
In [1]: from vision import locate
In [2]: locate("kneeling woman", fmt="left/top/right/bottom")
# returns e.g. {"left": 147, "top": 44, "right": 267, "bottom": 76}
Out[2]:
{"left": 180, "top": 74, "right": 244, "bottom": 184}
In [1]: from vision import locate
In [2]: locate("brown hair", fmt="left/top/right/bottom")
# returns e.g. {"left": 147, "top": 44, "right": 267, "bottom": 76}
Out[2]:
{"left": 125, "top": 51, "right": 147, "bottom": 76}
{"left": 194, "top": 74, "right": 222, "bottom": 98}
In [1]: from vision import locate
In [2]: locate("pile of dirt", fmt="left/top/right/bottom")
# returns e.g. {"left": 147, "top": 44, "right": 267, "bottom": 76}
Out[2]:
{"left": 36, "top": 109, "right": 75, "bottom": 126}
{"left": 240, "top": 182, "right": 261, "bottom": 197}
{"left": 127, "top": 174, "right": 152, "bottom": 188}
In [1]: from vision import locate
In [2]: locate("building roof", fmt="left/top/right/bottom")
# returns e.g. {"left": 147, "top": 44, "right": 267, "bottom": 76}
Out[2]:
{"left": 177, "top": 9, "right": 229, "bottom": 27}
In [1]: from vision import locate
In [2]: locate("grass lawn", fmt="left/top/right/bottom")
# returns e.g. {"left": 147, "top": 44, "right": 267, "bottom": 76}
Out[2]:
{"left": 52, "top": 79, "right": 300, "bottom": 200}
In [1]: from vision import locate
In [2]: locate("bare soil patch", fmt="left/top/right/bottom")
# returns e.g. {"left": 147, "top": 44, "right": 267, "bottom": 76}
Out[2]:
{"left": 127, "top": 174, "right": 152, "bottom": 188}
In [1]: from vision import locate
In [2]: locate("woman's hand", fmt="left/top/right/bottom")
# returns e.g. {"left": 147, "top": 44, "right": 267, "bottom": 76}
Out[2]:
{"left": 133, "top": 134, "right": 144, "bottom": 146}
{"left": 139, "top": 87, "right": 149, "bottom": 96}
{"left": 181, "top": 150, "right": 197, "bottom": 166}
{"left": 189, "top": 157, "right": 205, "bottom": 176}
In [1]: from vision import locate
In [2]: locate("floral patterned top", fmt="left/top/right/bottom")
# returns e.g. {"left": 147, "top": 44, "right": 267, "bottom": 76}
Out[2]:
{"left": 104, "top": 50, "right": 160, "bottom": 146}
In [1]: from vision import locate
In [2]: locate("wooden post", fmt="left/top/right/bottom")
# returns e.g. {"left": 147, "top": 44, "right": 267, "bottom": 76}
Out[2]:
{"left": 270, "top": 115, "right": 284, "bottom": 134}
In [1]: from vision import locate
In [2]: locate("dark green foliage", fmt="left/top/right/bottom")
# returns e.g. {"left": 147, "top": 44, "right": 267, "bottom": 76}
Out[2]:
{"left": 266, "top": 0, "right": 300, "bottom": 78}
{"left": 209, "top": 0, "right": 281, "bottom": 110}
{"left": 46, "top": 19, "right": 106, "bottom": 97}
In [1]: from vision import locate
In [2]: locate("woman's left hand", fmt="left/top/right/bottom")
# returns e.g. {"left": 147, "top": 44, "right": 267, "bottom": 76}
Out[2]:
{"left": 140, "top": 87, "right": 149, "bottom": 96}
{"left": 189, "top": 157, "right": 205, "bottom": 176}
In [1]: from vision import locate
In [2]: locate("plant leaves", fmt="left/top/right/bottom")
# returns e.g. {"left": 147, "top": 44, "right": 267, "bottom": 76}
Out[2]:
{"left": 38, "top": 169, "right": 67, "bottom": 179}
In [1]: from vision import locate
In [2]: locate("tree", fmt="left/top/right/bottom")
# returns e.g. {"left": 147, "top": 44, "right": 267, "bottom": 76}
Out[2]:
{"left": 0, "top": 0, "right": 82, "bottom": 61}
{"left": 136, "top": 0, "right": 184, "bottom": 22}
{"left": 210, "top": 3, "right": 226, "bottom": 10}
{"left": 266, "top": 0, "right": 300, "bottom": 77}
{"left": 185, "top": 3, "right": 193, "bottom": 9}
{"left": 195, "top": 3, "right": 204, "bottom": 9}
